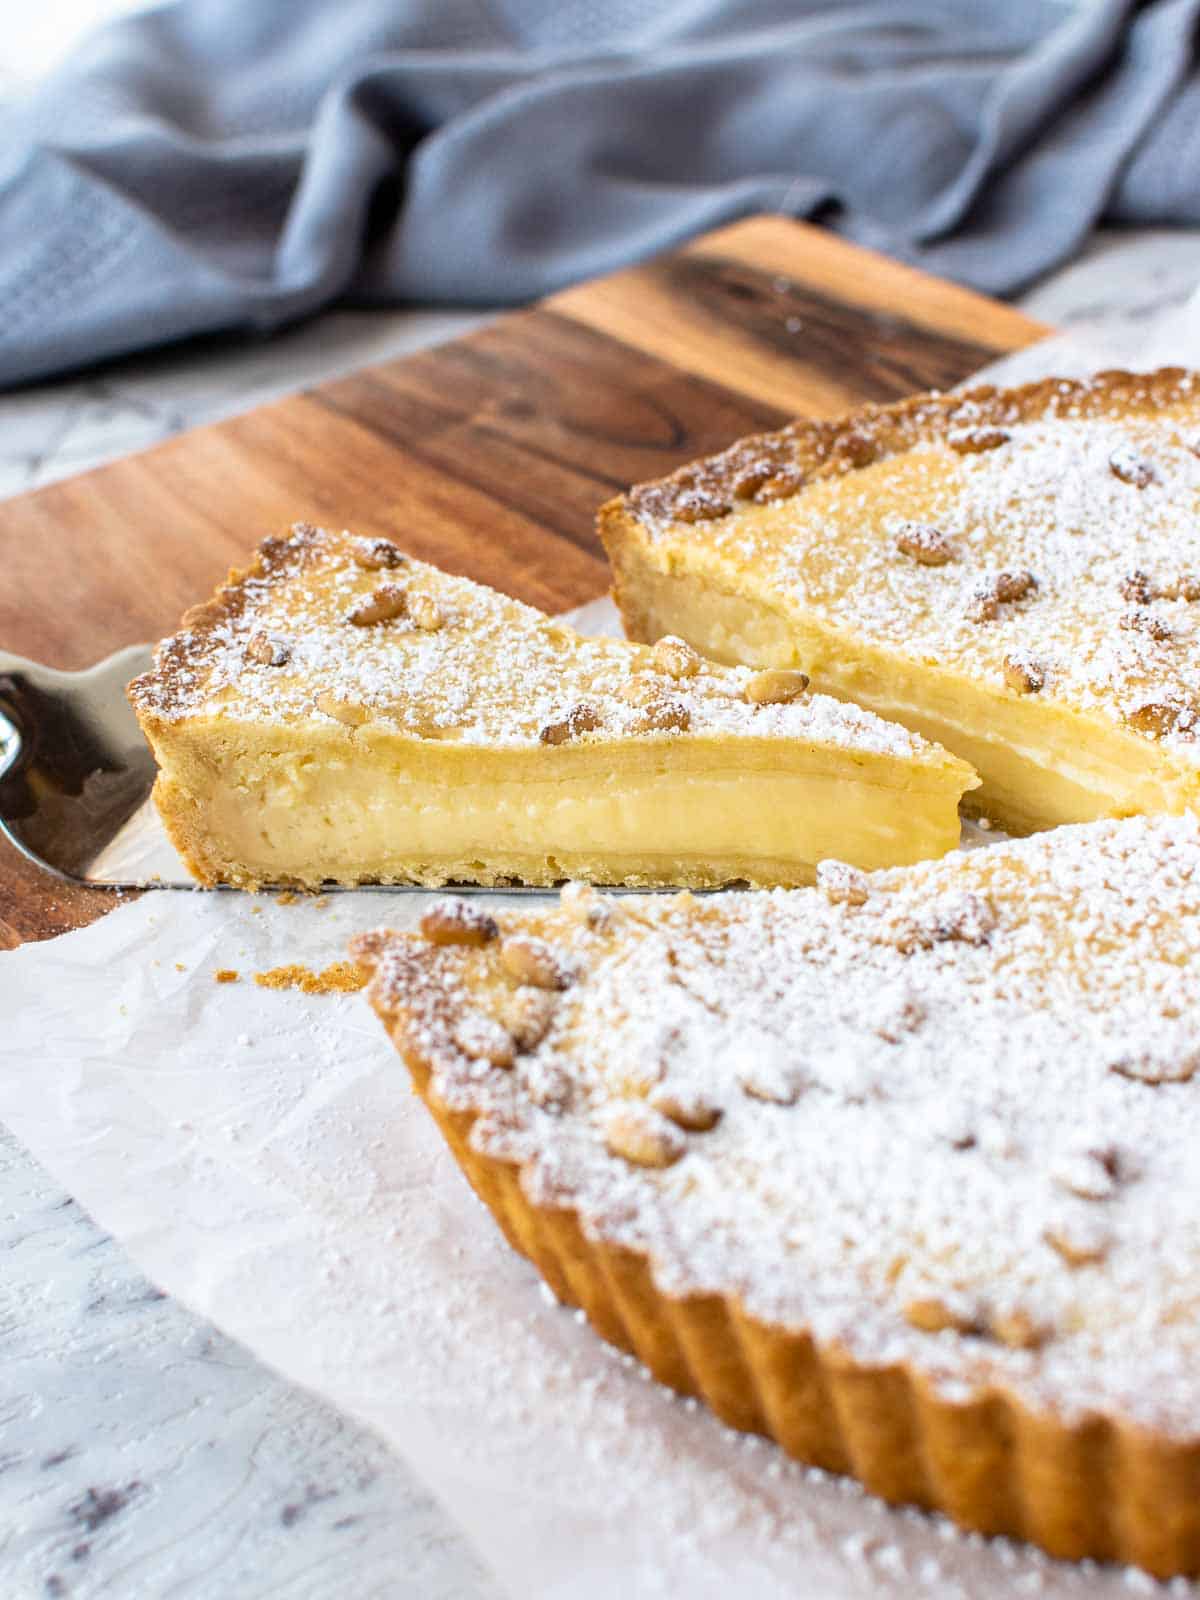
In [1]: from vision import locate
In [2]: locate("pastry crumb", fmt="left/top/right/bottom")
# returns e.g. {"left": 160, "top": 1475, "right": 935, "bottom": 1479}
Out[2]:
{"left": 214, "top": 968, "right": 240, "bottom": 984}
{"left": 254, "top": 960, "right": 366, "bottom": 994}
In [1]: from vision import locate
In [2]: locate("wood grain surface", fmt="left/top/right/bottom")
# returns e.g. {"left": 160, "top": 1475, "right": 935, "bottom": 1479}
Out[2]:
{"left": 0, "top": 218, "right": 1048, "bottom": 943}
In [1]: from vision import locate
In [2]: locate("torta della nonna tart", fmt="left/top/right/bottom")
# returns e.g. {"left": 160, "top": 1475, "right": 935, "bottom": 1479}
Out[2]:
{"left": 356, "top": 812, "right": 1200, "bottom": 1576}
{"left": 601, "top": 368, "right": 1200, "bottom": 837}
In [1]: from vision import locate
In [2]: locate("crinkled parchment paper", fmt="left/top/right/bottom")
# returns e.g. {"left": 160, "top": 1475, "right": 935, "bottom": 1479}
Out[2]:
{"left": 5, "top": 318, "right": 1200, "bottom": 1600}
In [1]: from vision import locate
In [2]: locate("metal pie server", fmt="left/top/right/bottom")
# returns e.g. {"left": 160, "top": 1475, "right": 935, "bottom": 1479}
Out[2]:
{"left": 1, "top": 600, "right": 634, "bottom": 891}
{"left": 0, "top": 640, "right": 994, "bottom": 894}
{"left": 0, "top": 644, "right": 621, "bottom": 894}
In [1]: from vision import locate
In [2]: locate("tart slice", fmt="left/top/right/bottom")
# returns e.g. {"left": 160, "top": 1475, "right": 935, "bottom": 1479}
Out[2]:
{"left": 127, "top": 523, "right": 973, "bottom": 890}
{"left": 355, "top": 813, "right": 1200, "bottom": 1576}
{"left": 600, "top": 367, "right": 1200, "bottom": 835}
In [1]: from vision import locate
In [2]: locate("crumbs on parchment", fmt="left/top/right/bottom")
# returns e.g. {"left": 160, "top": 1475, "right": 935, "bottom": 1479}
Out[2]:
{"left": 254, "top": 961, "right": 366, "bottom": 995}
{"left": 214, "top": 969, "right": 240, "bottom": 984}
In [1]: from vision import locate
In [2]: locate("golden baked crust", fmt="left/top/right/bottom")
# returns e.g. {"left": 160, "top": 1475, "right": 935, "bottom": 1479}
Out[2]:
{"left": 356, "top": 814, "right": 1200, "bottom": 1576}
{"left": 600, "top": 368, "right": 1200, "bottom": 835}
{"left": 128, "top": 523, "right": 974, "bottom": 890}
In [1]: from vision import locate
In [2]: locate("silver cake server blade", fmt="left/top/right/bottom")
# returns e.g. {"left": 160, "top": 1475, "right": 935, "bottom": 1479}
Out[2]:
{"left": 0, "top": 644, "right": 190, "bottom": 888}
{"left": 0, "top": 600, "right": 633, "bottom": 892}
{"left": 0, "top": 645, "right": 561, "bottom": 893}
{"left": 0, "top": 643, "right": 673, "bottom": 894}
{"left": 0, "top": 636, "right": 997, "bottom": 895}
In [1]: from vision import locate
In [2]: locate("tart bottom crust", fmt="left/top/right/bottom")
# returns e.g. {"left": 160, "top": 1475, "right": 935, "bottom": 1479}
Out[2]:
{"left": 400, "top": 1045, "right": 1200, "bottom": 1578}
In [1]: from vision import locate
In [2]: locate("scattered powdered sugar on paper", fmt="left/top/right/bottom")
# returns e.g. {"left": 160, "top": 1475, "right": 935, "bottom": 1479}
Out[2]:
{"left": 1, "top": 886, "right": 1188, "bottom": 1599}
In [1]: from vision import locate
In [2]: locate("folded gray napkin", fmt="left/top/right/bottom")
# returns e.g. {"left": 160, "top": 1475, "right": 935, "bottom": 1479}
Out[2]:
{"left": 2, "top": 0, "right": 1198, "bottom": 387}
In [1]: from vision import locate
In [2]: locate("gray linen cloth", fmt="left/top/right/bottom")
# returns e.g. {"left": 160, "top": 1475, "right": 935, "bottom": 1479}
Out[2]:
{"left": 2, "top": 0, "right": 1199, "bottom": 387}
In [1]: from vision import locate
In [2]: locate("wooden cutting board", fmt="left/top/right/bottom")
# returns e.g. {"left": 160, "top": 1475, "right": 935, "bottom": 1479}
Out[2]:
{"left": 0, "top": 217, "right": 1048, "bottom": 946}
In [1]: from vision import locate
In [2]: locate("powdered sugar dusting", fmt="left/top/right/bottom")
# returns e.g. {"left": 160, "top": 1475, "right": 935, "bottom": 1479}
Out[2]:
{"left": 788, "top": 416, "right": 1200, "bottom": 742}
{"left": 367, "top": 813, "right": 1200, "bottom": 1436}
{"left": 129, "top": 524, "right": 936, "bottom": 762}
{"left": 628, "top": 372, "right": 1200, "bottom": 762}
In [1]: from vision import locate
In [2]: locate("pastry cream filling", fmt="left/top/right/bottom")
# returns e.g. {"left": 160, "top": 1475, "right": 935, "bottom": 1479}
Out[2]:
{"left": 147, "top": 725, "right": 964, "bottom": 889}
{"left": 614, "top": 557, "right": 1200, "bottom": 834}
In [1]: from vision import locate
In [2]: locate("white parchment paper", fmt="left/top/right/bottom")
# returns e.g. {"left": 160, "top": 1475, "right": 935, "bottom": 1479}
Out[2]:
{"left": 6, "top": 318, "right": 1200, "bottom": 1599}
{"left": 3, "top": 890, "right": 1164, "bottom": 1600}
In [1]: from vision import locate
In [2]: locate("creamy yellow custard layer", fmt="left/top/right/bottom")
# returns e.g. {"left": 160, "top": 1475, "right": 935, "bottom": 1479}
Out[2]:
{"left": 146, "top": 723, "right": 964, "bottom": 889}
{"left": 612, "top": 554, "right": 1200, "bottom": 834}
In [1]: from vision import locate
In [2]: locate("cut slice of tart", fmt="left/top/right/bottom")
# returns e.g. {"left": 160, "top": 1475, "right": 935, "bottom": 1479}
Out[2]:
{"left": 600, "top": 367, "right": 1200, "bottom": 835}
{"left": 127, "top": 523, "right": 974, "bottom": 890}
{"left": 354, "top": 812, "right": 1200, "bottom": 1576}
